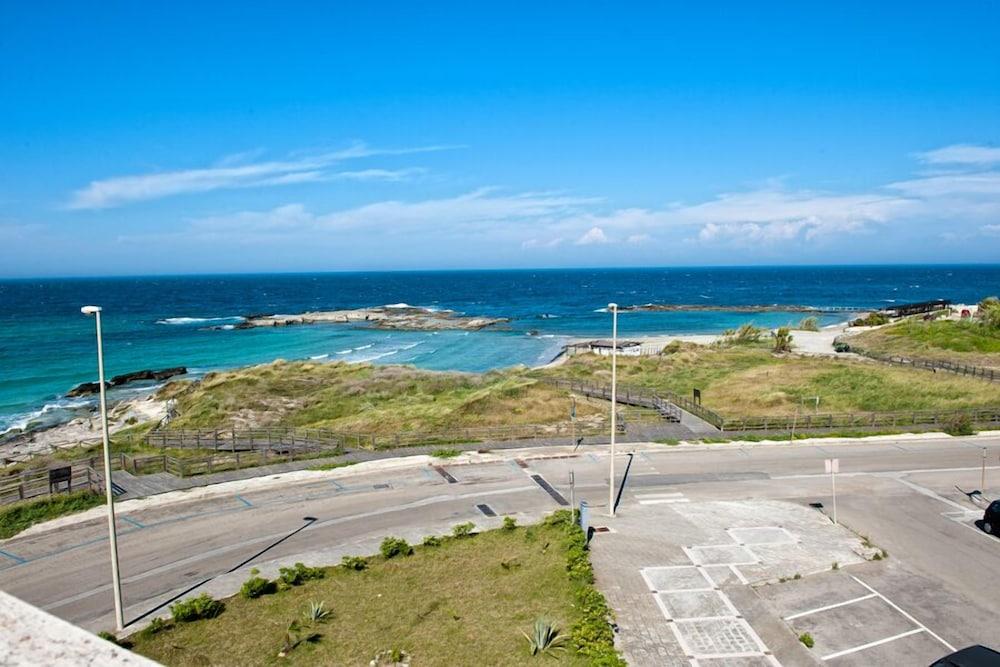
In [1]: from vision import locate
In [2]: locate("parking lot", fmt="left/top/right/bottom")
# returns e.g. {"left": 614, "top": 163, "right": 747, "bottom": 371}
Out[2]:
{"left": 588, "top": 460, "right": 1000, "bottom": 666}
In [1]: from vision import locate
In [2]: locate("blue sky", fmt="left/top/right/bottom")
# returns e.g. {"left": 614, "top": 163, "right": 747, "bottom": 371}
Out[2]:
{"left": 1, "top": 2, "right": 999, "bottom": 277}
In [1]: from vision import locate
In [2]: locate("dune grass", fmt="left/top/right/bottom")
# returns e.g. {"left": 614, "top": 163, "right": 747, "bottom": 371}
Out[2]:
{"left": 130, "top": 518, "right": 613, "bottom": 666}
{"left": 159, "top": 360, "right": 603, "bottom": 433}
{"left": 539, "top": 342, "right": 1000, "bottom": 417}
{"left": 0, "top": 491, "right": 104, "bottom": 539}
{"left": 848, "top": 319, "right": 1000, "bottom": 369}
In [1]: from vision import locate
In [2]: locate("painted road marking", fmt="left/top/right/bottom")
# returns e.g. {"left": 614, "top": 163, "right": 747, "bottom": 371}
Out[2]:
{"left": 0, "top": 550, "right": 26, "bottom": 564}
{"left": 121, "top": 516, "right": 145, "bottom": 529}
{"left": 640, "top": 498, "right": 690, "bottom": 504}
{"left": 235, "top": 495, "right": 253, "bottom": 507}
{"left": 783, "top": 593, "right": 877, "bottom": 621}
{"left": 432, "top": 466, "right": 458, "bottom": 483}
{"left": 821, "top": 628, "right": 924, "bottom": 661}
{"left": 530, "top": 474, "right": 569, "bottom": 506}
{"left": 849, "top": 575, "right": 955, "bottom": 653}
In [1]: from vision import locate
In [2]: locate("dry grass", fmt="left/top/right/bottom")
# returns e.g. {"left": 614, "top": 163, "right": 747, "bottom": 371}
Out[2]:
{"left": 130, "top": 522, "right": 591, "bottom": 666}
{"left": 160, "top": 360, "right": 603, "bottom": 432}
{"left": 538, "top": 342, "right": 1000, "bottom": 417}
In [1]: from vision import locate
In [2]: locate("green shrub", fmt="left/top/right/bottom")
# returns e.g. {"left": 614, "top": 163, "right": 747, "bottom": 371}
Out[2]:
{"left": 543, "top": 509, "right": 574, "bottom": 528}
{"left": 170, "top": 593, "right": 224, "bottom": 622}
{"left": 661, "top": 340, "right": 682, "bottom": 354}
{"left": 720, "top": 323, "right": 764, "bottom": 346}
{"left": 431, "top": 447, "right": 461, "bottom": 458}
{"left": 502, "top": 516, "right": 517, "bottom": 531}
{"left": 278, "top": 562, "right": 325, "bottom": 587}
{"left": 944, "top": 413, "right": 975, "bottom": 436}
{"left": 851, "top": 312, "right": 889, "bottom": 327}
{"left": 797, "top": 316, "right": 819, "bottom": 331}
{"left": 97, "top": 631, "right": 133, "bottom": 648}
{"left": 451, "top": 522, "right": 475, "bottom": 538}
{"left": 138, "top": 617, "right": 169, "bottom": 639}
{"left": 240, "top": 569, "right": 276, "bottom": 599}
{"left": 422, "top": 535, "right": 442, "bottom": 547}
{"left": 833, "top": 341, "right": 851, "bottom": 353}
{"left": 799, "top": 632, "right": 815, "bottom": 648}
{"left": 380, "top": 536, "right": 413, "bottom": 559}
{"left": 773, "top": 327, "right": 794, "bottom": 353}
{"left": 341, "top": 555, "right": 368, "bottom": 571}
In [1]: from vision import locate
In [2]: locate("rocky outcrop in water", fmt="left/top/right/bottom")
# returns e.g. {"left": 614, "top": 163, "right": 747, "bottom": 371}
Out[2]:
{"left": 237, "top": 306, "right": 508, "bottom": 331}
{"left": 67, "top": 367, "right": 187, "bottom": 396}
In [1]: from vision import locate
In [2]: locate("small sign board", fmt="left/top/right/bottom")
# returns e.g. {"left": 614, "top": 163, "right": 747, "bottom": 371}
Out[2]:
{"left": 824, "top": 458, "right": 839, "bottom": 474}
{"left": 693, "top": 388, "right": 702, "bottom": 405}
{"left": 48, "top": 466, "right": 72, "bottom": 493}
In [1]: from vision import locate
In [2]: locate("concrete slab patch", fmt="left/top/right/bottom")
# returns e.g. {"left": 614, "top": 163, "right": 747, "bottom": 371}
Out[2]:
{"left": 656, "top": 589, "right": 736, "bottom": 620}
{"left": 694, "top": 657, "right": 780, "bottom": 667}
{"left": 687, "top": 544, "right": 759, "bottom": 566}
{"left": 643, "top": 565, "right": 715, "bottom": 592}
{"left": 702, "top": 565, "right": 746, "bottom": 587}
{"left": 788, "top": 595, "right": 917, "bottom": 657}
{"left": 674, "top": 617, "right": 766, "bottom": 656}
{"left": 728, "top": 527, "right": 796, "bottom": 546}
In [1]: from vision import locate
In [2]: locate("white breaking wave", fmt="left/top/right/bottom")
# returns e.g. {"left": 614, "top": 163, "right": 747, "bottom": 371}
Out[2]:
{"left": 335, "top": 349, "right": 353, "bottom": 355}
{"left": 384, "top": 303, "right": 413, "bottom": 309}
{"left": 157, "top": 316, "right": 245, "bottom": 325}
{"left": 354, "top": 349, "right": 399, "bottom": 362}
{"left": 310, "top": 354, "right": 330, "bottom": 360}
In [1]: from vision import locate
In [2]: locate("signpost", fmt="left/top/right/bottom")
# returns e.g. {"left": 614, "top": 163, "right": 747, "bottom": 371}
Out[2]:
{"left": 824, "top": 458, "right": 839, "bottom": 524}
{"left": 569, "top": 470, "right": 576, "bottom": 516}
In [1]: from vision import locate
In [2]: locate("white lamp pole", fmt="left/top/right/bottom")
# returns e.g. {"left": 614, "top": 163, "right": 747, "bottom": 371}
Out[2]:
{"left": 608, "top": 302, "right": 618, "bottom": 517}
{"left": 82, "top": 305, "right": 124, "bottom": 632}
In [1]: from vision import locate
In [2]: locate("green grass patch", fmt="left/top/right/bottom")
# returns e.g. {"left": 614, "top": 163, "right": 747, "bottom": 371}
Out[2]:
{"left": 850, "top": 319, "right": 1000, "bottom": 368}
{"left": 158, "top": 360, "right": 604, "bottom": 436}
{"left": 130, "top": 517, "right": 622, "bottom": 666}
{"left": 431, "top": 447, "right": 462, "bottom": 458}
{"left": 307, "top": 461, "right": 358, "bottom": 472}
{"left": 0, "top": 491, "right": 104, "bottom": 539}
{"left": 539, "top": 343, "right": 1000, "bottom": 418}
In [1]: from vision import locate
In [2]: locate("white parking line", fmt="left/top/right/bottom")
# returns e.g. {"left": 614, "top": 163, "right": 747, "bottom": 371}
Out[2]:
{"left": 783, "top": 593, "right": 877, "bottom": 621}
{"left": 639, "top": 498, "right": 690, "bottom": 504}
{"left": 850, "top": 576, "right": 955, "bottom": 653}
{"left": 821, "top": 628, "right": 924, "bottom": 661}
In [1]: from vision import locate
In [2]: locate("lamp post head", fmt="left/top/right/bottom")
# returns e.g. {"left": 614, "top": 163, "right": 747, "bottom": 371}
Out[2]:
{"left": 607, "top": 302, "right": 617, "bottom": 312}
{"left": 81, "top": 305, "right": 102, "bottom": 316}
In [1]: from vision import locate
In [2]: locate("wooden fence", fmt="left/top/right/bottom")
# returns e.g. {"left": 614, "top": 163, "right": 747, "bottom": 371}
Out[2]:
{"left": 722, "top": 407, "right": 1000, "bottom": 432}
{"left": 0, "top": 458, "right": 107, "bottom": 505}
{"left": 838, "top": 340, "right": 999, "bottom": 383}
{"left": 543, "top": 378, "right": 723, "bottom": 428}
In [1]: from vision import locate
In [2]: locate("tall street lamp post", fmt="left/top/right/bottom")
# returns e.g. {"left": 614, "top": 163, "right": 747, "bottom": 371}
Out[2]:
{"left": 81, "top": 305, "right": 125, "bottom": 632}
{"left": 608, "top": 302, "right": 618, "bottom": 517}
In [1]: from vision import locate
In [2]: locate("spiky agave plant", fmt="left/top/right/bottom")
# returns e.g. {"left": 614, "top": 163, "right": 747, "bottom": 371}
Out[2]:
{"left": 523, "top": 618, "right": 567, "bottom": 656}
{"left": 303, "top": 600, "right": 332, "bottom": 623}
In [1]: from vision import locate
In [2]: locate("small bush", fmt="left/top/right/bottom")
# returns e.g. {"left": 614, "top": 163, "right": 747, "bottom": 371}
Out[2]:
{"left": 240, "top": 569, "right": 276, "bottom": 599}
{"left": 341, "top": 555, "right": 368, "bottom": 571}
{"left": 451, "top": 522, "right": 475, "bottom": 538}
{"left": 422, "top": 535, "right": 442, "bottom": 547}
{"left": 380, "top": 536, "right": 413, "bottom": 559}
{"left": 279, "top": 562, "right": 325, "bottom": 587}
{"left": 97, "top": 631, "right": 133, "bottom": 649}
{"left": 773, "top": 327, "right": 794, "bottom": 353}
{"left": 944, "top": 413, "right": 975, "bottom": 436}
{"left": 431, "top": 448, "right": 461, "bottom": 458}
{"left": 523, "top": 618, "right": 567, "bottom": 656}
{"left": 502, "top": 516, "right": 517, "bottom": 531}
{"left": 170, "top": 593, "right": 224, "bottom": 622}
{"left": 661, "top": 340, "right": 682, "bottom": 354}
{"left": 833, "top": 341, "right": 851, "bottom": 353}
{"left": 543, "top": 510, "right": 574, "bottom": 528}
{"left": 831, "top": 561, "right": 839, "bottom": 570}
{"left": 303, "top": 600, "right": 332, "bottom": 624}
{"left": 799, "top": 632, "right": 815, "bottom": 648}
{"left": 138, "top": 617, "right": 169, "bottom": 639}
{"left": 851, "top": 312, "right": 889, "bottom": 327}
{"left": 797, "top": 316, "right": 819, "bottom": 331}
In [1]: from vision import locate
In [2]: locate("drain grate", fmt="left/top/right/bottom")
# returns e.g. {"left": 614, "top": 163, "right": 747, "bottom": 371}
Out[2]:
{"left": 530, "top": 474, "right": 569, "bottom": 506}
{"left": 432, "top": 466, "right": 458, "bottom": 483}
{"left": 476, "top": 504, "right": 497, "bottom": 517}
{"left": 373, "top": 483, "right": 391, "bottom": 490}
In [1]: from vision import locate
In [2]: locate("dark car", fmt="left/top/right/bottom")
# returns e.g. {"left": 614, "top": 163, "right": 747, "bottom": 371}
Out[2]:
{"left": 984, "top": 500, "right": 1000, "bottom": 535}
{"left": 931, "top": 645, "right": 1000, "bottom": 666}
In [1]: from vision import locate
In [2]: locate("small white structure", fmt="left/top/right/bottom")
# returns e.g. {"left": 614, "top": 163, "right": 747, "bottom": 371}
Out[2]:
{"left": 565, "top": 339, "right": 643, "bottom": 357}
{"left": 0, "top": 591, "right": 160, "bottom": 666}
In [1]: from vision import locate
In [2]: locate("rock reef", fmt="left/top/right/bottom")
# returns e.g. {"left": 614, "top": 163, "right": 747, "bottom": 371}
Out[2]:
{"left": 236, "top": 306, "right": 508, "bottom": 331}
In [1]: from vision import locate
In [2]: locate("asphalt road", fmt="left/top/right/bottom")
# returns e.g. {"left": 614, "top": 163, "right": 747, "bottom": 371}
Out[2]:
{"left": 1, "top": 433, "right": 998, "bottom": 649}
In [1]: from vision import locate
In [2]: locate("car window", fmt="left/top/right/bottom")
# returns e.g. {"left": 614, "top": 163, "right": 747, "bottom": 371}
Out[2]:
{"left": 991, "top": 501, "right": 1000, "bottom": 512}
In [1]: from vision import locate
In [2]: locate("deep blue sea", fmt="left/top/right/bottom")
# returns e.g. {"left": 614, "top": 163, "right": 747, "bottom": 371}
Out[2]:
{"left": 1, "top": 265, "right": 998, "bottom": 434}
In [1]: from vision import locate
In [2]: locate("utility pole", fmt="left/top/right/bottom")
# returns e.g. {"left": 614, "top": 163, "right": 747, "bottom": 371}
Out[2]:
{"left": 608, "top": 303, "right": 618, "bottom": 517}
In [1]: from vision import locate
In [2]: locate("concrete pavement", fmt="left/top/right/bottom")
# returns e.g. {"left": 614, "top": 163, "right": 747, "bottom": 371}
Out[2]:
{"left": 1, "top": 433, "right": 998, "bottom": 664}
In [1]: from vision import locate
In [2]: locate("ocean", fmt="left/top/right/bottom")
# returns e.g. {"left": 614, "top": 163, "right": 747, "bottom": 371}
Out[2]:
{"left": 1, "top": 265, "right": 997, "bottom": 434}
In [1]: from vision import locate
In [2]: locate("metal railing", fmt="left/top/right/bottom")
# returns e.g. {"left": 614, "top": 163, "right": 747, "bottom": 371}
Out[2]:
{"left": 722, "top": 407, "right": 1000, "bottom": 432}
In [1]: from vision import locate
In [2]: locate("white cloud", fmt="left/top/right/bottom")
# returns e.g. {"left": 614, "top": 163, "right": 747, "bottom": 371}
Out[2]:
{"left": 626, "top": 233, "right": 651, "bottom": 244}
{"left": 575, "top": 226, "right": 609, "bottom": 245}
{"left": 917, "top": 144, "right": 1000, "bottom": 166}
{"left": 982, "top": 224, "right": 1000, "bottom": 236}
{"left": 66, "top": 143, "right": 455, "bottom": 209}
{"left": 887, "top": 171, "right": 1000, "bottom": 197}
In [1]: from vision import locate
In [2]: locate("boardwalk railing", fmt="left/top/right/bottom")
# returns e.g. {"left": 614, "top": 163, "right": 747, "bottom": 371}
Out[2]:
{"left": 0, "top": 458, "right": 108, "bottom": 505}
{"left": 543, "top": 378, "right": 723, "bottom": 429}
{"left": 722, "top": 407, "right": 1000, "bottom": 432}
{"left": 837, "top": 339, "right": 999, "bottom": 383}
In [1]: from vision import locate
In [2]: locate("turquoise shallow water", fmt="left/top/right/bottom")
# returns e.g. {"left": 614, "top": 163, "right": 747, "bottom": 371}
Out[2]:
{"left": 1, "top": 265, "right": 997, "bottom": 433}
